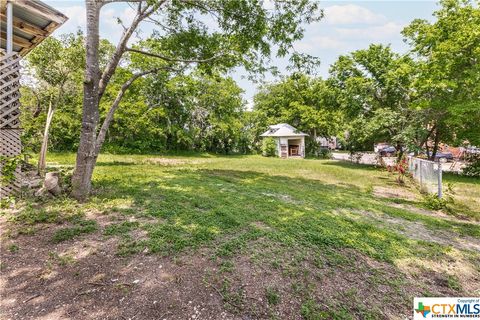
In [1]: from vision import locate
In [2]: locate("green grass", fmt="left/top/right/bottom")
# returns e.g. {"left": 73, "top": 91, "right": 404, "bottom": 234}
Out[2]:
{"left": 52, "top": 218, "right": 98, "bottom": 243}
{"left": 34, "top": 154, "right": 479, "bottom": 254}
{"left": 104, "top": 221, "right": 140, "bottom": 236}
{"left": 265, "top": 287, "right": 281, "bottom": 305}
{"left": 6, "top": 153, "right": 480, "bottom": 317}
{"left": 8, "top": 243, "right": 19, "bottom": 253}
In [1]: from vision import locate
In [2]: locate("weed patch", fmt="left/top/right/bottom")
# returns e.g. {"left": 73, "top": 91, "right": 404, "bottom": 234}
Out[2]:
{"left": 52, "top": 219, "right": 98, "bottom": 243}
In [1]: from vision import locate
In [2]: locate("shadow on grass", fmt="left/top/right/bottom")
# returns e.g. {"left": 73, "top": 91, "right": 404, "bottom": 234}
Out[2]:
{"left": 322, "top": 160, "right": 379, "bottom": 170}
{"left": 95, "top": 161, "right": 138, "bottom": 166}
{"left": 443, "top": 171, "right": 480, "bottom": 185}
{"left": 2, "top": 165, "right": 477, "bottom": 319}
{"left": 91, "top": 167, "right": 464, "bottom": 261}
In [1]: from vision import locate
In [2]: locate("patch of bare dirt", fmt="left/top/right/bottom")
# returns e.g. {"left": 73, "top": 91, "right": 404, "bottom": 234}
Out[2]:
{"left": 396, "top": 250, "right": 480, "bottom": 296}
{"left": 350, "top": 209, "right": 480, "bottom": 253}
{"left": 373, "top": 186, "right": 419, "bottom": 201}
{"left": 213, "top": 239, "right": 426, "bottom": 320}
{"left": 261, "top": 192, "right": 300, "bottom": 204}
{"left": 141, "top": 158, "right": 205, "bottom": 166}
{"left": 387, "top": 202, "right": 480, "bottom": 224}
{"left": 2, "top": 210, "right": 478, "bottom": 320}
{"left": 250, "top": 221, "right": 272, "bottom": 231}
{"left": 0, "top": 218, "right": 235, "bottom": 320}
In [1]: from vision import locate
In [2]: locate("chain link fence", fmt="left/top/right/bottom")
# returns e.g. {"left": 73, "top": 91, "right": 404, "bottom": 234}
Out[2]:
{"left": 408, "top": 157, "right": 443, "bottom": 197}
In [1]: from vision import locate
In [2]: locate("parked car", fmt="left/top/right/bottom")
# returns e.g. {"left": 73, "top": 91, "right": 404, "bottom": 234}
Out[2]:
{"left": 434, "top": 152, "right": 453, "bottom": 162}
{"left": 466, "top": 146, "right": 480, "bottom": 154}
{"left": 414, "top": 151, "right": 454, "bottom": 162}
{"left": 378, "top": 146, "right": 396, "bottom": 157}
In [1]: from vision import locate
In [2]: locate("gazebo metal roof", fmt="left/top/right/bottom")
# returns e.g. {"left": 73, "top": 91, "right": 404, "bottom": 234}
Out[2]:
{"left": 0, "top": 0, "right": 68, "bottom": 56}
{"left": 260, "top": 123, "right": 309, "bottom": 137}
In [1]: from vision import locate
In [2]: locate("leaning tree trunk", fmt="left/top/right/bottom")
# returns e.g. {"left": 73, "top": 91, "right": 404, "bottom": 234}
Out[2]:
{"left": 430, "top": 128, "right": 440, "bottom": 161}
{"left": 71, "top": 0, "right": 101, "bottom": 201}
{"left": 38, "top": 97, "right": 55, "bottom": 176}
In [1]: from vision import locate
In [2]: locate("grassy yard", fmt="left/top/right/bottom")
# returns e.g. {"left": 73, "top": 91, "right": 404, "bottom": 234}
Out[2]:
{"left": 1, "top": 154, "right": 479, "bottom": 319}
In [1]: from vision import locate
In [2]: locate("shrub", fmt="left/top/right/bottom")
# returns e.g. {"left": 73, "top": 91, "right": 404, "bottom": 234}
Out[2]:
{"left": 349, "top": 152, "right": 363, "bottom": 164}
{"left": 463, "top": 153, "right": 480, "bottom": 177}
{"left": 262, "top": 137, "right": 277, "bottom": 157}
{"left": 424, "top": 193, "right": 452, "bottom": 211}
{"left": 386, "top": 157, "right": 408, "bottom": 185}
{"left": 318, "top": 148, "right": 332, "bottom": 159}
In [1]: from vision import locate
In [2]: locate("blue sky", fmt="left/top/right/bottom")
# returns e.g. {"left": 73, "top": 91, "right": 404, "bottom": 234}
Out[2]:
{"left": 46, "top": 0, "right": 439, "bottom": 105}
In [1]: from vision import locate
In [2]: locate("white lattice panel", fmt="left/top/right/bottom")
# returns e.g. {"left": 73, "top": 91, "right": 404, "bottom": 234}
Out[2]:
{"left": 1, "top": 53, "right": 23, "bottom": 196}
{"left": 1, "top": 53, "right": 21, "bottom": 129}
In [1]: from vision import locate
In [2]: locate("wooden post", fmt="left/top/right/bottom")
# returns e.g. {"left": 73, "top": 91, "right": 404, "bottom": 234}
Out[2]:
{"left": 437, "top": 162, "right": 442, "bottom": 198}
{"left": 419, "top": 160, "right": 423, "bottom": 189}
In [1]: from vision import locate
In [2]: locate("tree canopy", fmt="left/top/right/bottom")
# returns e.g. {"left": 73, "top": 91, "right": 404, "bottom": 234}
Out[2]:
{"left": 18, "top": 0, "right": 480, "bottom": 194}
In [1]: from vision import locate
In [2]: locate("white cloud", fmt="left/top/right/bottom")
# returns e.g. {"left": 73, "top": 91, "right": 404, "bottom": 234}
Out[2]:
{"left": 54, "top": 4, "right": 140, "bottom": 43}
{"left": 296, "top": 36, "right": 346, "bottom": 51}
{"left": 323, "top": 5, "right": 387, "bottom": 25}
{"left": 61, "top": 5, "right": 86, "bottom": 30}
{"left": 101, "top": 6, "right": 136, "bottom": 30}
{"left": 334, "top": 22, "right": 405, "bottom": 40}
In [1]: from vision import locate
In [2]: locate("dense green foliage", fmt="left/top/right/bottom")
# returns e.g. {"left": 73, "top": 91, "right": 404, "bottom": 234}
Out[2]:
{"left": 463, "top": 153, "right": 480, "bottom": 177}
{"left": 21, "top": 34, "right": 250, "bottom": 154}
{"left": 253, "top": 74, "right": 342, "bottom": 154}
{"left": 403, "top": 0, "right": 480, "bottom": 147}
{"left": 261, "top": 137, "right": 277, "bottom": 157}
{"left": 19, "top": 0, "right": 479, "bottom": 159}
{"left": 20, "top": 34, "right": 85, "bottom": 152}
{"left": 328, "top": 45, "right": 418, "bottom": 153}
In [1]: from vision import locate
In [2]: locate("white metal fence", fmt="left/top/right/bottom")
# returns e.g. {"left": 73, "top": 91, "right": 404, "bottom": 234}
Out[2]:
{"left": 408, "top": 157, "right": 443, "bottom": 197}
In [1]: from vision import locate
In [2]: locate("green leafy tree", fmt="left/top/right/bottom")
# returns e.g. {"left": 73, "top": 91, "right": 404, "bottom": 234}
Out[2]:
{"left": 329, "top": 44, "right": 418, "bottom": 156}
{"left": 402, "top": 0, "right": 480, "bottom": 157}
{"left": 253, "top": 74, "right": 343, "bottom": 155}
{"left": 23, "top": 33, "right": 85, "bottom": 175}
{"left": 72, "top": 0, "right": 322, "bottom": 200}
{"left": 108, "top": 71, "right": 246, "bottom": 154}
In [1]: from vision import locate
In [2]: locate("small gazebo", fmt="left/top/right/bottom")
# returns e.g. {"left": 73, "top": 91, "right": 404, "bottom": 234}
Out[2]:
{"left": 1, "top": 0, "right": 67, "bottom": 196}
{"left": 260, "top": 123, "right": 308, "bottom": 158}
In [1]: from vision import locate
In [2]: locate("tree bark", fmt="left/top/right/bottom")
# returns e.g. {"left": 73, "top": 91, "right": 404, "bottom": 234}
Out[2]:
{"left": 38, "top": 97, "right": 55, "bottom": 176}
{"left": 396, "top": 141, "right": 404, "bottom": 162}
{"left": 418, "top": 123, "right": 436, "bottom": 156}
{"left": 71, "top": 1, "right": 157, "bottom": 200}
{"left": 71, "top": 0, "right": 101, "bottom": 201}
{"left": 430, "top": 127, "right": 440, "bottom": 161}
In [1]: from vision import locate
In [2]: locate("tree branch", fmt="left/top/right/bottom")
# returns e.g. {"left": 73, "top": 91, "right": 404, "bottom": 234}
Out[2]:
{"left": 95, "top": 68, "right": 161, "bottom": 152}
{"left": 97, "top": 1, "right": 165, "bottom": 99}
{"left": 101, "top": 0, "right": 147, "bottom": 5}
{"left": 126, "top": 47, "right": 224, "bottom": 63}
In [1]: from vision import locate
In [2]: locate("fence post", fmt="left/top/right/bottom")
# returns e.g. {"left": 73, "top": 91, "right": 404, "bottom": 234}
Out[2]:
{"left": 437, "top": 162, "right": 442, "bottom": 199}
{"left": 419, "top": 160, "right": 423, "bottom": 189}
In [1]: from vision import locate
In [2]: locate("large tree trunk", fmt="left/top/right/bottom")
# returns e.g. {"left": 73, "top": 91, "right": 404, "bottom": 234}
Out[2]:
{"left": 395, "top": 141, "right": 404, "bottom": 162}
{"left": 71, "top": 0, "right": 101, "bottom": 201}
{"left": 430, "top": 127, "right": 440, "bottom": 161}
{"left": 38, "top": 97, "right": 55, "bottom": 176}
